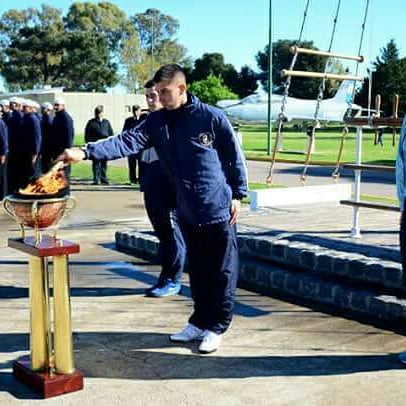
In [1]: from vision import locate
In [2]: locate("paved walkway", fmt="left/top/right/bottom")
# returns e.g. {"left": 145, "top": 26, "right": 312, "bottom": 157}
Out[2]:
{"left": 0, "top": 184, "right": 405, "bottom": 405}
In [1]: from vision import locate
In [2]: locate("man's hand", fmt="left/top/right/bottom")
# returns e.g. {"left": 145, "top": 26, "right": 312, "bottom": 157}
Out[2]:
{"left": 56, "top": 147, "right": 86, "bottom": 164}
{"left": 229, "top": 199, "right": 241, "bottom": 225}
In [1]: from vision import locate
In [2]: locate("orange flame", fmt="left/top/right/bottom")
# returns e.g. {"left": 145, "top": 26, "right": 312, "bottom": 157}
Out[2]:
{"left": 19, "top": 165, "right": 68, "bottom": 195}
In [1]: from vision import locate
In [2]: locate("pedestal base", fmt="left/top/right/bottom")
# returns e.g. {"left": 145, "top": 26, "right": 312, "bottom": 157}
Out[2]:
{"left": 13, "top": 356, "right": 83, "bottom": 398}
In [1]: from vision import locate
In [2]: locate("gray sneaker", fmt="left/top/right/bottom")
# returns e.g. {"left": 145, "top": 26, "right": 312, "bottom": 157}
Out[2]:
{"left": 169, "top": 324, "right": 205, "bottom": 342}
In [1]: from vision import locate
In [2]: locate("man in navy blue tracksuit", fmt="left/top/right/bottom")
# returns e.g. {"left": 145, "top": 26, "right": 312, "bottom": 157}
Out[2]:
{"left": 58, "top": 64, "right": 248, "bottom": 354}
{"left": 140, "top": 80, "right": 186, "bottom": 297}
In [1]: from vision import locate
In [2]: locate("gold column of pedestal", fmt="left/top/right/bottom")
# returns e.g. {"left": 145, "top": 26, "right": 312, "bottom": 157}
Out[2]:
{"left": 52, "top": 255, "right": 74, "bottom": 374}
{"left": 29, "top": 257, "right": 51, "bottom": 371}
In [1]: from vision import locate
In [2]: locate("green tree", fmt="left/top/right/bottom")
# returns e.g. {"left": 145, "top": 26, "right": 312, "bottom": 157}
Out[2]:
{"left": 188, "top": 75, "right": 238, "bottom": 106}
{"left": 64, "top": 2, "right": 136, "bottom": 60}
{"left": 0, "top": 5, "right": 66, "bottom": 90}
{"left": 0, "top": 3, "right": 122, "bottom": 91}
{"left": 190, "top": 53, "right": 257, "bottom": 98}
{"left": 128, "top": 8, "right": 190, "bottom": 89}
{"left": 374, "top": 38, "right": 399, "bottom": 69}
{"left": 256, "top": 39, "right": 344, "bottom": 99}
{"left": 356, "top": 40, "right": 406, "bottom": 116}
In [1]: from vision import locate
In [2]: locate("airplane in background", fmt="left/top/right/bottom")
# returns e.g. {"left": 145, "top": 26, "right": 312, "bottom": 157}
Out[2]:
{"left": 217, "top": 80, "right": 362, "bottom": 124}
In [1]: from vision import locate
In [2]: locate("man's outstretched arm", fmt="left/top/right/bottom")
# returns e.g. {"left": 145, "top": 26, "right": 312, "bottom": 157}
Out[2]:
{"left": 57, "top": 120, "right": 151, "bottom": 164}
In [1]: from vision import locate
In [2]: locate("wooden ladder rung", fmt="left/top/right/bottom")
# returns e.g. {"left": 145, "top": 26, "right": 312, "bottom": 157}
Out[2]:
{"left": 281, "top": 70, "right": 363, "bottom": 82}
{"left": 341, "top": 164, "right": 395, "bottom": 172}
{"left": 345, "top": 117, "right": 403, "bottom": 127}
{"left": 340, "top": 200, "right": 399, "bottom": 212}
{"left": 290, "top": 46, "right": 364, "bottom": 62}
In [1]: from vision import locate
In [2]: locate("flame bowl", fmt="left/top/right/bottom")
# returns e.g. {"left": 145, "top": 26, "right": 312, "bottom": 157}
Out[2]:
{"left": 3, "top": 195, "right": 75, "bottom": 229}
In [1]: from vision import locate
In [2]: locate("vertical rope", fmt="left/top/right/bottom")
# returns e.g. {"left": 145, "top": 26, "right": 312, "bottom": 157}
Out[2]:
{"left": 300, "top": 0, "right": 342, "bottom": 184}
{"left": 332, "top": 0, "right": 370, "bottom": 180}
{"left": 266, "top": 0, "right": 311, "bottom": 184}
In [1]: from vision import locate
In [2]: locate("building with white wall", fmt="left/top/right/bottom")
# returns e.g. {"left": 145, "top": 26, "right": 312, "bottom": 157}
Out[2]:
{"left": 1, "top": 88, "right": 146, "bottom": 139}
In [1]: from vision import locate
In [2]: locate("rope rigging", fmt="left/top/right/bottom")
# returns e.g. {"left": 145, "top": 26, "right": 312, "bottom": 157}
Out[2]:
{"left": 266, "top": 0, "right": 311, "bottom": 185}
{"left": 266, "top": 0, "right": 370, "bottom": 186}
{"left": 300, "top": 0, "right": 342, "bottom": 184}
{"left": 331, "top": 0, "right": 370, "bottom": 180}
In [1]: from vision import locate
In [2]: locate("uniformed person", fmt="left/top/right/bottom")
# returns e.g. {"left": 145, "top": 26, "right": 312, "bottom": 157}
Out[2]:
{"left": 7, "top": 97, "right": 24, "bottom": 193}
{"left": 0, "top": 99, "right": 11, "bottom": 127}
{"left": 11, "top": 100, "right": 42, "bottom": 189}
{"left": 0, "top": 114, "right": 8, "bottom": 199}
{"left": 139, "top": 80, "right": 186, "bottom": 298}
{"left": 58, "top": 64, "right": 248, "bottom": 354}
{"left": 122, "top": 104, "right": 146, "bottom": 184}
{"left": 40, "top": 102, "right": 54, "bottom": 173}
{"left": 49, "top": 98, "right": 74, "bottom": 187}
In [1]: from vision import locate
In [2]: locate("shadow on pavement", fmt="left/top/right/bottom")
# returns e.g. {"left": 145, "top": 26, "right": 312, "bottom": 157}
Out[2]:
{"left": 0, "top": 331, "right": 404, "bottom": 399}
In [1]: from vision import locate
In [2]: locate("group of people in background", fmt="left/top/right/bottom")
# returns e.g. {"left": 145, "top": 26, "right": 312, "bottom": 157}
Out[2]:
{"left": 0, "top": 97, "right": 74, "bottom": 199}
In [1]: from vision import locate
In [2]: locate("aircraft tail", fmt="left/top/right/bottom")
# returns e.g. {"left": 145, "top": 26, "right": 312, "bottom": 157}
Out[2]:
{"left": 332, "top": 80, "right": 356, "bottom": 103}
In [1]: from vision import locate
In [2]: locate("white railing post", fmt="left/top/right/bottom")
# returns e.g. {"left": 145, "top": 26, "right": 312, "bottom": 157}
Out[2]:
{"left": 351, "top": 126, "right": 363, "bottom": 238}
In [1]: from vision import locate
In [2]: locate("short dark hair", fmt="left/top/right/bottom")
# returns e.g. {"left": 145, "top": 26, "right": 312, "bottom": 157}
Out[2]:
{"left": 94, "top": 105, "right": 103, "bottom": 115}
{"left": 144, "top": 79, "right": 155, "bottom": 89}
{"left": 132, "top": 104, "right": 141, "bottom": 112}
{"left": 153, "top": 64, "right": 186, "bottom": 84}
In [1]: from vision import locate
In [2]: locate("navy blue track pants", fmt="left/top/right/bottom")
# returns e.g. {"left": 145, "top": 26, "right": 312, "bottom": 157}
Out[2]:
{"left": 181, "top": 221, "right": 239, "bottom": 334}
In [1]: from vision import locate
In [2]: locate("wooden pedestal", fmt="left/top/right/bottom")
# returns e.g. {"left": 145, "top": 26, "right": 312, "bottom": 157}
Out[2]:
{"left": 13, "top": 356, "right": 83, "bottom": 398}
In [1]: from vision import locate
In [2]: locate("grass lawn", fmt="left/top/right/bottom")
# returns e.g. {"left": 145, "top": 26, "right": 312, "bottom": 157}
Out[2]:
{"left": 241, "top": 124, "right": 397, "bottom": 166}
{"left": 75, "top": 123, "right": 397, "bottom": 166}
{"left": 71, "top": 123, "right": 397, "bottom": 204}
{"left": 71, "top": 162, "right": 131, "bottom": 184}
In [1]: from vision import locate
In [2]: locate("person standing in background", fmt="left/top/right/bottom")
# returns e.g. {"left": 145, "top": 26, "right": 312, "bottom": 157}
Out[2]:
{"left": 85, "top": 105, "right": 113, "bottom": 185}
{"left": 40, "top": 102, "right": 54, "bottom": 173}
{"left": 19, "top": 100, "right": 42, "bottom": 187}
{"left": 6, "top": 97, "right": 24, "bottom": 194}
{"left": 139, "top": 80, "right": 186, "bottom": 298}
{"left": 0, "top": 100, "right": 11, "bottom": 127}
{"left": 50, "top": 98, "right": 74, "bottom": 189}
{"left": 0, "top": 114, "right": 8, "bottom": 199}
{"left": 122, "top": 105, "right": 146, "bottom": 184}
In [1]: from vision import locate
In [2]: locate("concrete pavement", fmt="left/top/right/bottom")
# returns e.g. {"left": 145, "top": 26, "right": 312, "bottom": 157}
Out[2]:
{"left": 0, "top": 184, "right": 405, "bottom": 405}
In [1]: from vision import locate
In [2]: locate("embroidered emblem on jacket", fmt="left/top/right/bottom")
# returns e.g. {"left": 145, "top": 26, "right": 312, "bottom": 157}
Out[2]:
{"left": 198, "top": 132, "right": 213, "bottom": 146}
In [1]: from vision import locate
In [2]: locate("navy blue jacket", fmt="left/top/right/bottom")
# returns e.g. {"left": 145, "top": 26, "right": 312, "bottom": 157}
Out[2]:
{"left": 20, "top": 112, "right": 41, "bottom": 156}
{"left": 85, "top": 118, "right": 113, "bottom": 143}
{"left": 0, "top": 118, "right": 8, "bottom": 156}
{"left": 40, "top": 113, "right": 53, "bottom": 155}
{"left": 7, "top": 110, "right": 23, "bottom": 155}
{"left": 50, "top": 110, "right": 74, "bottom": 159}
{"left": 2, "top": 111, "right": 12, "bottom": 128}
{"left": 87, "top": 94, "right": 248, "bottom": 225}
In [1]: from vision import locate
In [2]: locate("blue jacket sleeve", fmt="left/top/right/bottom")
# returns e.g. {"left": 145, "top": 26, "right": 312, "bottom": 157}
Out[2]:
{"left": 86, "top": 120, "right": 150, "bottom": 161}
{"left": 213, "top": 113, "right": 248, "bottom": 199}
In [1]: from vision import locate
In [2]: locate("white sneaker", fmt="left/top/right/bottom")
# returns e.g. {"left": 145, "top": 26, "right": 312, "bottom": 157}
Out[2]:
{"left": 198, "top": 331, "right": 222, "bottom": 354}
{"left": 169, "top": 324, "right": 205, "bottom": 342}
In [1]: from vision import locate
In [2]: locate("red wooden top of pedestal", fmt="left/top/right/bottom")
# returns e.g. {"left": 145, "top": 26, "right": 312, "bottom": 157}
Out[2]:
{"left": 8, "top": 235, "right": 80, "bottom": 257}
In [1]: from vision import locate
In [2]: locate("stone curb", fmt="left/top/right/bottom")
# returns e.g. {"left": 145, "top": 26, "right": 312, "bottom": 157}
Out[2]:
{"left": 115, "top": 230, "right": 406, "bottom": 321}
{"left": 237, "top": 234, "right": 403, "bottom": 290}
